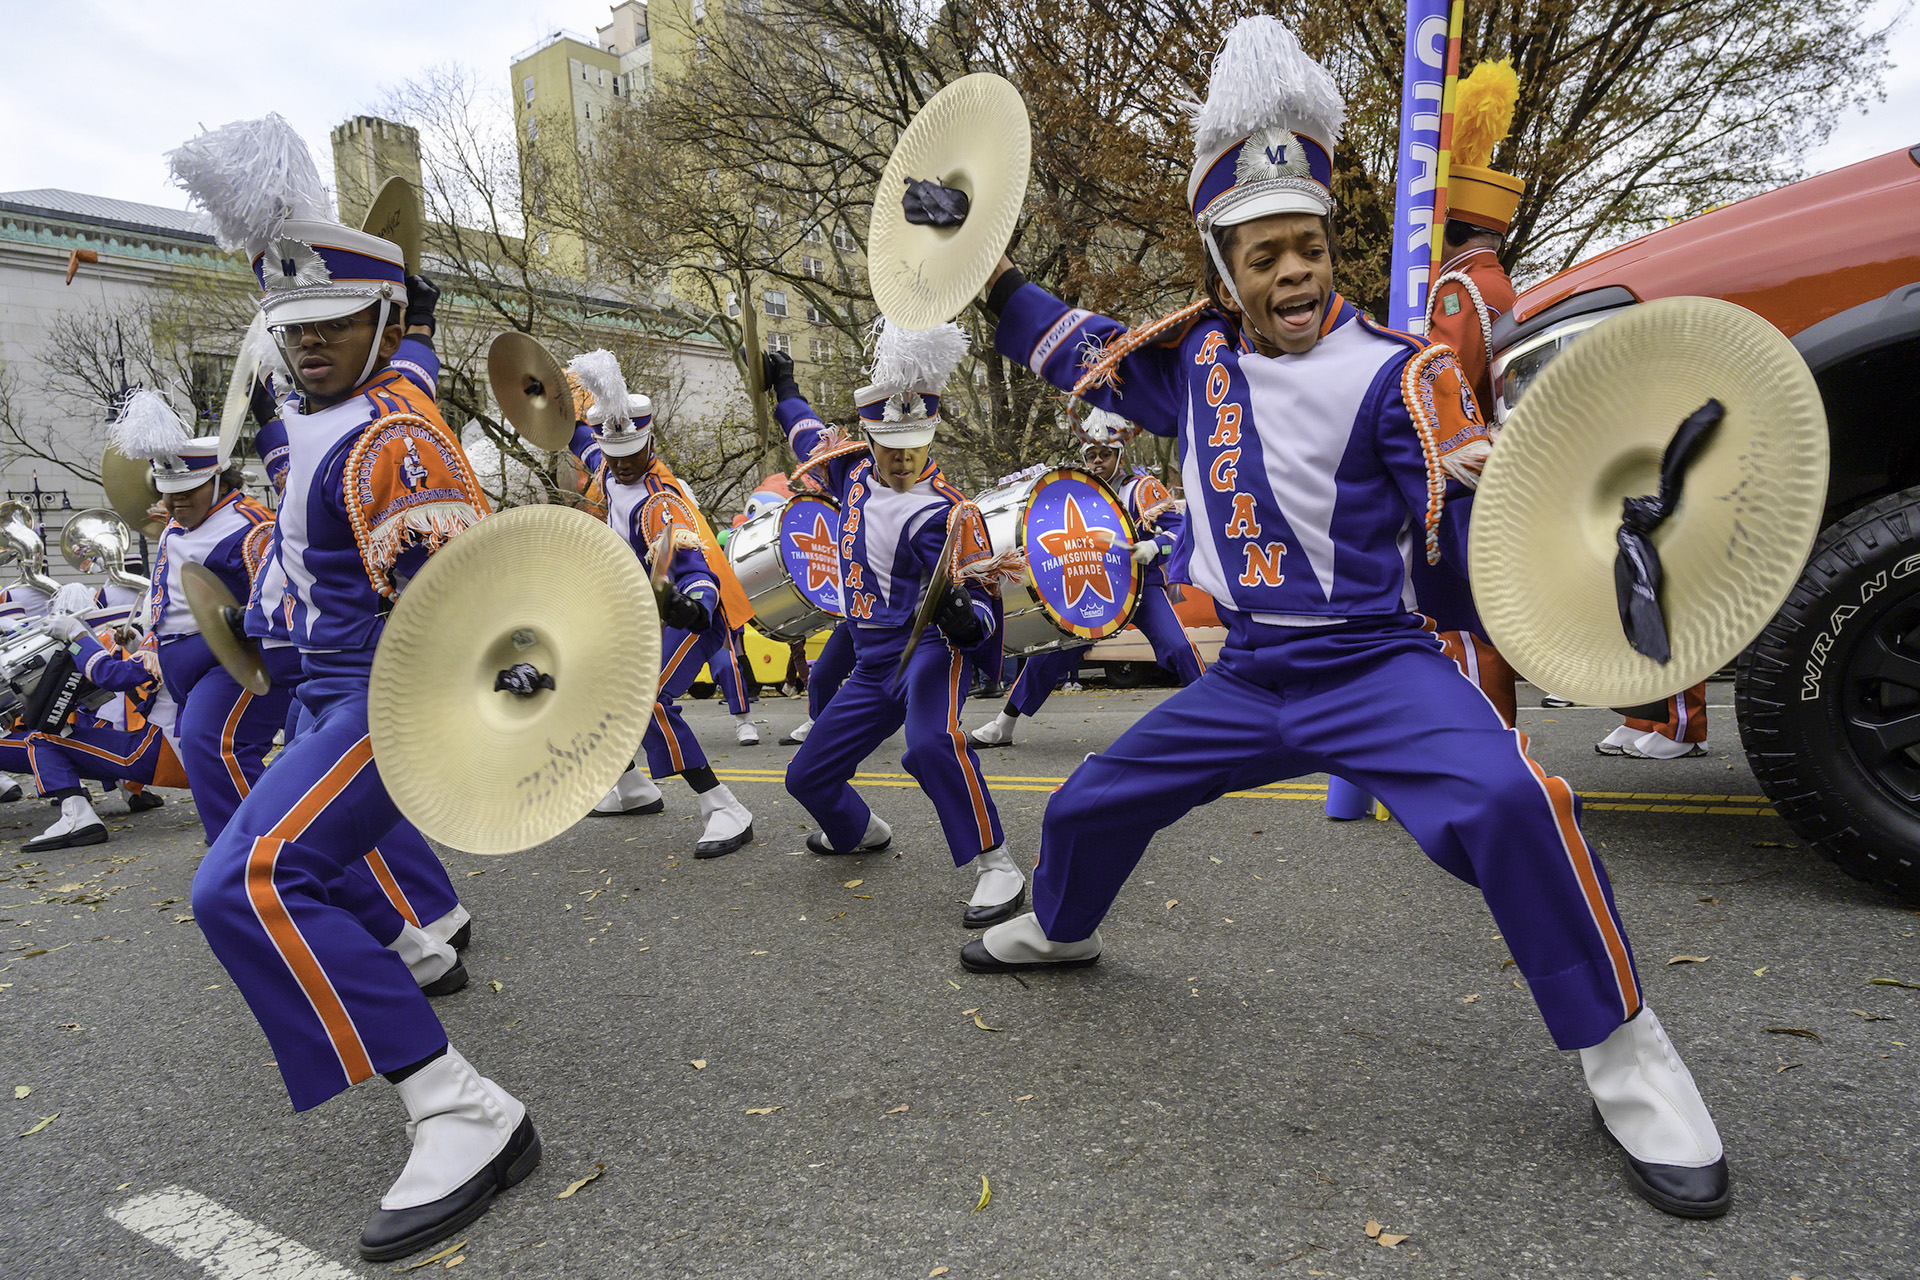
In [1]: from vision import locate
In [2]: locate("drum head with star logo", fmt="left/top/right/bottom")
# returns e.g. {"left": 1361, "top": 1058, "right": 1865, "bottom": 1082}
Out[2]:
{"left": 1021, "top": 468, "right": 1141, "bottom": 642}
{"left": 779, "top": 494, "right": 843, "bottom": 617}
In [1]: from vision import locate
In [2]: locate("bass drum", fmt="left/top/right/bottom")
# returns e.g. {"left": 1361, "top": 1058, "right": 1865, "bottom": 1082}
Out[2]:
{"left": 977, "top": 466, "right": 1141, "bottom": 656}
{"left": 727, "top": 494, "right": 844, "bottom": 643}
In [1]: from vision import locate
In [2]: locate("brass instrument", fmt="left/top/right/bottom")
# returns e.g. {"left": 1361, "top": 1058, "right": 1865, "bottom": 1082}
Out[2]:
{"left": 0, "top": 502, "right": 60, "bottom": 599}
{"left": 61, "top": 509, "right": 152, "bottom": 594}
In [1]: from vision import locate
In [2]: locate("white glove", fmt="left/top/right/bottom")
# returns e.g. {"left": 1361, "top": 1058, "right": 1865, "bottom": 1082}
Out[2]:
{"left": 1131, "top": 539, "right": 1163, "bottom": 566}
{"left": 40, "top": 613, "right": 88, "bottom": 642}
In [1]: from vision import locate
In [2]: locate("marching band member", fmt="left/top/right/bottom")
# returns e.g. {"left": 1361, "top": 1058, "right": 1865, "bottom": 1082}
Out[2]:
{"left": 1598, "top": 684, "right": 1710, "bottom": 758}
{"left": 960, "top": 18, "right": 1729, "bottom": 1218}
{"left": 172, "top": 115, "right": 536, "bottom": 1259}
{"left": 569, "top": 351, "right": 757, "bottom": 856}
{"left": 714, "top": 627, "right": 761, "bottom": 744}
{"left": 106, "top": 391, "right": 288, "bottom": 844}
{"left": 0, "top": 518, "right": 64, "bottom": 803}
{"left": 973, "top": 408, "right": 1205, "bottom": 747}
{"left": 1413, "top": 59, "right": 1526, "bottom": 729}
{"left": 764, "top": 325, "right": 1025, "bottom": 927}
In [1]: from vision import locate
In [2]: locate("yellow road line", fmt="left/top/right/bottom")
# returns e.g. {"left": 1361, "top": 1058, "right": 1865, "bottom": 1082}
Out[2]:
{"left": 709, "top": 769, "right": 1777, "bottom": 816}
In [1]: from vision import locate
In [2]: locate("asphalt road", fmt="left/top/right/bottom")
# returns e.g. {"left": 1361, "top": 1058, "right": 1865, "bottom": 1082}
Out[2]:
{"left": 2, "top": 678, "right": 1916, "bottom": 1280}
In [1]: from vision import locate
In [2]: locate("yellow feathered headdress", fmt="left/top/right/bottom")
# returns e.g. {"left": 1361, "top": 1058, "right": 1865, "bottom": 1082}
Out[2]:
{"left": 1448, "top": 60, "right": 1524, "bottom": 234}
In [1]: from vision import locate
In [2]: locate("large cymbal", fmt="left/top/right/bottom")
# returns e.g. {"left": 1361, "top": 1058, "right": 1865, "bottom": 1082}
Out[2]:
{"left": 487, "top": 332, "right": 576, "bottom": 452}
{"left": 180, "top": 561, "right": 271, "bottom": 696}
{"left": 218, "top": 310, "right": 268, "bottom": 465}
{"left": 368, "top": 505, "right": 660, "bottom": 854}
{"left": 361, "top": 176, "right": 423, "bottom": 274}
{"left": 868, "top": 73, "right": 1031, "bottom": 329}
{"left": 1470, "top": 296, "right": 1828, "bottom": 706}
{"left": 101, "top": 445, "right": 163, "bottom": 539}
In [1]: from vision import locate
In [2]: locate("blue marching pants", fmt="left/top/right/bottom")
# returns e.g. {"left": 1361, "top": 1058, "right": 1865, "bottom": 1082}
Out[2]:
{"left": 1033, "top": 614, "right": 1643, "bottom": 1052}
{"left": 160, "top": 635, "right": 293, "bottom": 843}
{"left": 807, "top": 621, "right": 854, "bottom": 720}
{"left": 710, "top": 627, "right": 753, "bottom": 716}
{"left": 643, "top": 623, "right": 734, "bottom": 778}
{"left": 284, "top": 681, "right": 462, "bottom": 932}
{"left": 786, "top": 631, "right": 1002, "bottom": 863}
{"left": 190, "top": 654, "right": 446, "bottom": 1111}
{"left": 1011, "top": 582, "right": 1204, "bottom": 717}
{"left": 25, "top": 723, "right": 171, "bottom": 796}
{"left": 0, "top": 730, "right": 35, "bottom": 777}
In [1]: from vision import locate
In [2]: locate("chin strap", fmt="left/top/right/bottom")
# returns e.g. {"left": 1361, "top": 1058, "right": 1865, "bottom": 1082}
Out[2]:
{"left": 355, "top": 298, "right": 392, "bottom": 388}
{"left": 1203, "top": 227, "right": 1277, "bottom": 351}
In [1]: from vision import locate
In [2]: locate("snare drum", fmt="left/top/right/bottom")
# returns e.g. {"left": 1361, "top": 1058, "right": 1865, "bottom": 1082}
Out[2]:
{"left": 727, "top": 494, "right": 844, "bottom": 643}
{"left": 978, "top": 467, "right": 1141, "bottom": 656}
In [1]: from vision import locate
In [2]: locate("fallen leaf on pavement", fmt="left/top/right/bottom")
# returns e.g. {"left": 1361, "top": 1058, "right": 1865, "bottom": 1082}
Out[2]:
{"left": 488, "top": 981, "right": 503, "bottom": 992}
{"left": 691, "top": 1060, "right": 707, "bottom": 1070}
{"left": 1460, "top": 993, "right": 1480, "bottom": 1004}
{"left": 1365, "top": 1220, "right": 1382, "bottom": 1239}
{"left": 960, "top": 1007, "right": 979, "bottom": 1016}
{"left": 973, "top": 1015, "right": 1001, "bottom": 1032}
{"left": 1165, "top": 900, "right": 1178, "bottom": 910}
{"left": 751, "top": 950, "right": 769, "bottom": 956}
{"left": 556, "top": 1165, "right": 604, "bottom": 1199}
{"left": 13, "top": 1086, "right": 28, "bottom": 1099}
{"left": 931, "top": 1268, "right": 949, "bottom": 1276}
{"left": 887, "top": 1105, "right": 909, "bottom": 1114}
{"left": 1777, "top": 1063, "right": 1801, "bottom": 1073}
{"left": 1766, "top": 1027, "right": 1822, "bottom": 1043}
{"left": 746, "top": 1107, "right": 782, "bottom": 1115}
{"left": 1015, "top": 1095, "right": 1034, "bottom": 1101}
{"left": 18, "top": 1114, "right": 57, "bottom": 1137}
{"left": 444, "top": 1258, "right": 464, "bottom": 1270}
{"left": 1667, "top": 955, "right": 1711, "bottom": 965}
{"left": 1379, "top": 1233, "right": 1409, "bottom": 1248}
{"left": 1868, "top": 977, "right": 1920, "bottom": 990}
{"left": 973, "top": 1174, "right": 991, "bottom": 1212}
{"left": 400, "top": 1239, "right": 467, "bottom": 1270}
{"left": 1753, "top": 967, "right": 1768, "bottom": 976}
{"left": 1849, "top": 1009, "right": 1893, "bottom": 1021}
{"left": 843, "top": 879, "right": 864, "bottom": 889}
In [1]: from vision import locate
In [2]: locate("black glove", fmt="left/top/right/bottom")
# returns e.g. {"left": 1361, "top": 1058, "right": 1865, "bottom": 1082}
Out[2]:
{"left": 247, "top": 378, "right": 279, "bottom": 428}
{"left": 934, "top": 583, "right": 985, "bottom": 647}
{"left": 404, "top": 273, "right": 440, "bottom": 335}
{"left": 762, "top": 350, "right": 800, "bottom": 402}
{"left": 903, "top": 177, "right": 970, "bottom": 228}
{"left": 661, "top": 587, "right": 711, "bottom": 633}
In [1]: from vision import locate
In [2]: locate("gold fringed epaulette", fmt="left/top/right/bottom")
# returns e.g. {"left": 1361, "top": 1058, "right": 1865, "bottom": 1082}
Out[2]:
{"left": 343, "top": 411, "right": 489, "bottom": 599}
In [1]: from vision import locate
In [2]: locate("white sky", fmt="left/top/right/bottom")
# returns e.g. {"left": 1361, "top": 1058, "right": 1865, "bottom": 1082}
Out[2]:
{"left": 0, "top": 0, "right": 1913, "bottom": 213}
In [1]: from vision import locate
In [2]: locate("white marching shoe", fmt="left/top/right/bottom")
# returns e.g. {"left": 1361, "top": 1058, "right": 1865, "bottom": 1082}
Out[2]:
{"left": 960, "top": 911, "right": 1102, "bottom": 973}
{"left": 388, "top": 923, "right": 467, "bottom": 997}
{"left": 422, "top": 905, "right": 472, "bottom": 952}
{"left": 1594, "top": 725, "right": 1640, "bottom": 756}
{"left": 969, "top": 711, "right": 1017, "bottom": 749}
{"left": 964, "top": 845, "right": 1026, "bottom": 928}
{"left": 695, "top": 784, "right": 754, "bottom": 859}
{"left": 806, "top": 811, "right": 891, "bottom": 856}
{"left": 1629, "top": 731, "right": 1708, "bottom": 760}
{"left": 592, "top": 766, "right": 664, "bottom": 815}
{"left": 23, "top": 795, "right": 107, "bottom": 853}
{"left": 0, "top": 772, "right": 24, "bottom": 803}
{"left": 734, "top": 715, "right": 760, "bottom": 745}
{"left": 778, "top": 717, "right": 813, "bottom": 746}
{"left": 358, "top": 1047, "right": 541, "bottom": 1261}
{"left": 1581, "top": 1007, "right": 1730, "bottom": 1217}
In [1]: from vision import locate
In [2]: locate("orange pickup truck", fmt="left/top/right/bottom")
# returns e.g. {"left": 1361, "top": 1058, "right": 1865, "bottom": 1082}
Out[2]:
{"left": 1488, "top": 145, "right": 1920, "bottom": 903}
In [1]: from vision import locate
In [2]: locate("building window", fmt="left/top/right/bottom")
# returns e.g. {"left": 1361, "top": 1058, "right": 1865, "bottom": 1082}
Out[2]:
{"left": 726, "top": 291, "right": 740, "bottom": 317}
{"left": 806, "top": 304, "right": 828, "bottom": 325}
{"left": 526, "top": 116, "right": 539, "bottom": 142}
{"left": 598, "top": 68, "right": 606, "bottom": 86}
{"left": 755, "top": 204, "right": 777, "bottom": 229}
{"left": 801, "top": 256, "right": 824, "bottom": 280}
{"left": 767, "top": 332, "right": 791, "bottom": 355}
{"left": 833, "top": 224, "right": 857, "bottom": 253}
{"left": 810, "top": 338, "right": 833, "bottom": 362}
{"left": 583, "top": 103, "right": 590, "bottom": 120}
{"left": 803, "top": 223, "right": 823, "bottom": 244}
{"left": 764, "top": 290, "right": 788, "bottom": 317}
{"left": 692, "top": 0, "right": 706, "bottom": 19}
{"left": 523, "top": 76, "right": 535, "bottom": 104}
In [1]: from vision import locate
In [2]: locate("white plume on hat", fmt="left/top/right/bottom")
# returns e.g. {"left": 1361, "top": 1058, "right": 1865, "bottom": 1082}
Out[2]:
{"left": 1080, "top": 408, "right": 1132, "bottom": 448}
{"left": 244, "top": 316, "right": 293, "bottom": 387}
{"left": 109, "top": 390, "right": 194, "bottom": 462}
{"left": 567, "top": 350, "right": 632, "bottom": 430}
{"left": 1190, "top": 17, "right": 1346, "bottom": 162}
{"left": 49, "top": 583, "right": 97, "bottom": 617}
{"left": 866, "top": 319, "right": 969, "bottom": 407}
{"left": 166, "top": 114, "right": 331, "bottom": 257}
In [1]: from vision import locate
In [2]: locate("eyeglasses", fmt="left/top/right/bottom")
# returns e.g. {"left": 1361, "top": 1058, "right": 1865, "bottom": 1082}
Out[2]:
{"left": 268, "top": 315, "right": 368, "bottom": 345}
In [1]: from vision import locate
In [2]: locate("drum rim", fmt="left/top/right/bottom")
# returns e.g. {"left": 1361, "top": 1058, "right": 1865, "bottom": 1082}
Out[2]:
{"left": 1015, "top": 466, "right": 1142, "bottom": 644}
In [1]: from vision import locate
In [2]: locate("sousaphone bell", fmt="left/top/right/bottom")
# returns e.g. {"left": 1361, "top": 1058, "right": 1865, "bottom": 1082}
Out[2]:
{"left": 61, "top": 509, "right": 151, "bottom": 592}
{"left": 1469, "top": 296, "right": 1829, "bottom": 707}
{"left": 486, "top": 332, "right": 576, "bottom": 452}
{"left": 368, "top": 505, "right": 660, "bottom": 854}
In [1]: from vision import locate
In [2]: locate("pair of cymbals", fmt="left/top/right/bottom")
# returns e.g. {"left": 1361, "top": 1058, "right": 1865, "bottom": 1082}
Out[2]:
{"left": 487, "top": 332, "right": 577, "bottom": 451}
{"left": 369, "top": 505, "right": 660, "bottom": 854}
{"left": 1470, "top": 296, "right": 1829, "bottom": 706}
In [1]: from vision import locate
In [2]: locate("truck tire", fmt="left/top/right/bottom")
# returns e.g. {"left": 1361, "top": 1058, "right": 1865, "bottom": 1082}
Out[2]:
{"left": 1104, "top": 662, "right": 1144, "bottom": 689}
{"left": 1737, "top": 486, "right": 1920, "bottom": 903}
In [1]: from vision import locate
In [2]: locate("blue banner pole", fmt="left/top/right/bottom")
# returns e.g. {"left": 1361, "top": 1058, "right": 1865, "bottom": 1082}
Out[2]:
{"left": 1390, "top": 0, "right": 1450, "bottom": 334}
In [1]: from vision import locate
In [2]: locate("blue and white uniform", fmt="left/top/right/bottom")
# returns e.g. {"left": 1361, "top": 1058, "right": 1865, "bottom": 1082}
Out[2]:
{"left": 992, "top": 279, "right": 1645, "bottom": 1052}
